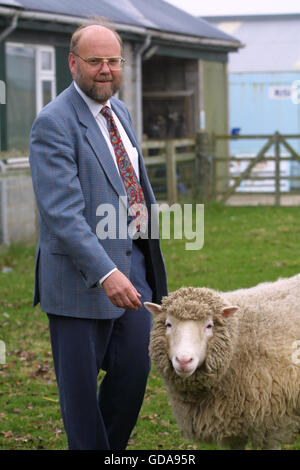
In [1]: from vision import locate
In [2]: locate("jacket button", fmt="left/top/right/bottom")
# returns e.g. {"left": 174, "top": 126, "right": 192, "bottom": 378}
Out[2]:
{"left": 126, "top": 250, "right": 131, "bottom": 256}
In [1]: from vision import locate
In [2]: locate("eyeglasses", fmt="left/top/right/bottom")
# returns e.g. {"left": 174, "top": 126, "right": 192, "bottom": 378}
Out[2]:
{"left": 71, "top": 52, "right": 125, "bottom": 70}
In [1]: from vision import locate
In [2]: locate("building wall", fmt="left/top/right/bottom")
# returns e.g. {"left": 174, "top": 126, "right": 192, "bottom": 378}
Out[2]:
{"left": 119, "top": 41, "right": 138, "bottom": 133}
{"left": 201, "top": 59, "right": 229, "bottom": 191}
{"left": 55, "top": 45, "right": 72, "bottom": 95}
{"left": 202, "top": 60, "right": 229, "bottom": 136}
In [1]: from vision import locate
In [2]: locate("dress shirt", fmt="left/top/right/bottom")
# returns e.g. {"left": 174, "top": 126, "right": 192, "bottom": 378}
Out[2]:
{"left": 74, "top": 82, "right": 140, "bottom": 179}
{"left": 74, "top": 82, "right": 140, "bottom": 286}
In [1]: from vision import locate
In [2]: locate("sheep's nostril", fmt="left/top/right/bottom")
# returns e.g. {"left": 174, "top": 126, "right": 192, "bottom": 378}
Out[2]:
{"left": 176, "top": 356, "right": 193, "bottom": 366}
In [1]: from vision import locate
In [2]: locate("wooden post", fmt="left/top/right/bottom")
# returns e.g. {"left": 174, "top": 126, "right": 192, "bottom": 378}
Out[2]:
{"left": 166, "top": 139, "right": 177, "bottom": 205}
{"left": 196, "top": 131, "right": 212, "bottom": 201}
{"left": 211, "top": 133, "right": 217, "bottom": 201}
{"left": 274, "top": 132, "right": 281, "bottom": 206}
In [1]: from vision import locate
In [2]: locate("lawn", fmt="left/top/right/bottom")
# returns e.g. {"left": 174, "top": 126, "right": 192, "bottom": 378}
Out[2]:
{"left": 0, "top": 203, "right": 300, "bottom": 450}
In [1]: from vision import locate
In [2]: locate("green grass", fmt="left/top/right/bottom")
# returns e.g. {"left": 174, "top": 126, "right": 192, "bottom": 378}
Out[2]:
{"left": 0, "top": 203, "right": 300, "bottom": 450}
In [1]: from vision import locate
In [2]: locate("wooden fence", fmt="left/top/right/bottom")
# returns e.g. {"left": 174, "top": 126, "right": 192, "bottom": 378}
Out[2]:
{"left": 0, "top": 138, "right": 199, "bottom": 206}
{"left": 142, "top": 138, "right": 197, "bottom": 204}
{"left": 3, "top": 132, "right": 300, "bottom": 207}
{"left": 210, "top": 132, "right": 300, "bottom": 206}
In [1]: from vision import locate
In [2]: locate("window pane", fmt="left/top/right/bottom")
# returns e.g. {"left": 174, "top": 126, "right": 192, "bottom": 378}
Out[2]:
{"left": 6, "top": 45, "right": 36, "bottom": 151}
{"left": 42, "top": 80, "right": 52, "bottom": 107}
{"left": 41, "top": 51, "right": 52, "bottom": 71}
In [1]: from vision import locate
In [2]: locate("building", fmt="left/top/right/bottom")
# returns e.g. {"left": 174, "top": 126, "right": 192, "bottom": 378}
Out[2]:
{"left": 205, "top": 13, "right": 300, "bottom": 192}
{"left": 0, "top": 1, "right": 241, "bottom": 244}
{"left": 0, "top": 0, "right": 241, "bottom": 153}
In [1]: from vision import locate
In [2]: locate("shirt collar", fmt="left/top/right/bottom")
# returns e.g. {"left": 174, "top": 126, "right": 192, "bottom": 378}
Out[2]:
{"left": 73, "top": 81, "right": 111, "bottom": 118}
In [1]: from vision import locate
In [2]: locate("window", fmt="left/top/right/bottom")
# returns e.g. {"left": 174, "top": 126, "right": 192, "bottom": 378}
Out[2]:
{"left": 36, "top": 46, "right": 56, "bottom": 113}
{"left": 41, "top": 50, "right": 53, "bottom": 71}
{"left": 6, "top": 43, "right": 56, "bottom": 151}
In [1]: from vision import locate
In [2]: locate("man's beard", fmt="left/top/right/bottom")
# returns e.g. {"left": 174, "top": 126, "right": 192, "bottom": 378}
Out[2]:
{"left": 76, "top": 68, "right": 122, "bottom": 104}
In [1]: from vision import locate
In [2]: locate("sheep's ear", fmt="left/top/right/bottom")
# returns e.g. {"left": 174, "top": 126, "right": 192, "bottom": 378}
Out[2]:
{"left": 144, "top": 302, "right": 162, "bottom": 315}
{"left": 222, "top": 306, "right": 238, "bottom": 318}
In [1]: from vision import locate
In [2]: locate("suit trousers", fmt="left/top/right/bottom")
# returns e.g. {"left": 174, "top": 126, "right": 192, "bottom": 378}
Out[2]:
{"left": 47, "top": 239, "right": 153, "bottom": 450}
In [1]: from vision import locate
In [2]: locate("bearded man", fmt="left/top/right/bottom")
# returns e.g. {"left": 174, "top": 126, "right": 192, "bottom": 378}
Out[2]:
{"left": 29, "top": 22, "right": 167, "bottom": 450}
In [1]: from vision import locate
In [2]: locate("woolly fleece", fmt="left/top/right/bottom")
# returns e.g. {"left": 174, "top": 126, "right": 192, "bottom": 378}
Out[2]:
{"left": 149, "top": 275, "right": 300, "bottom": 449}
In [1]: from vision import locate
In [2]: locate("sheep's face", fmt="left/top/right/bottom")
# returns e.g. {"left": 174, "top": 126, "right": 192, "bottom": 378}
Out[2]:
{"left": 145, "top": 288, "right": 238, "bottom": 386}
{"left": 164, "top": 314, "right": 214, "bottom": 377}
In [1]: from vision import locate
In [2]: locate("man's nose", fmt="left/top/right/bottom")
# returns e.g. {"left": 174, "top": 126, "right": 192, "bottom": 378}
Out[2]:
{"left": 99, "top": 61, "right": 111, "bottom": 73}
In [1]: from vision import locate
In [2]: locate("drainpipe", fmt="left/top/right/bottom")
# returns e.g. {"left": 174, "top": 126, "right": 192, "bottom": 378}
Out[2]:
{"left": 0, "top": 12, "right": 19, "bottom": 153}
{"left": 135, "top": 35, "right": 151, "bottom": 144}
{"left": 0, "top": 13, "right": 19, "bottom": 43}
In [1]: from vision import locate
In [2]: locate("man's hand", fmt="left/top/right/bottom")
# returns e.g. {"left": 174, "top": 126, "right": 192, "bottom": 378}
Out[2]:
{"left": 102, "top": 269, "right": 142, "bottom": 310}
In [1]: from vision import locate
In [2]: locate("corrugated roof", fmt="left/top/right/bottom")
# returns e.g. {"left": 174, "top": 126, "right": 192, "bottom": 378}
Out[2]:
{"left": 204, "top": 14, "right": 300, "bottom": 72}
{"left": 0, "top": 0, "right": 22, "bottom": 6}
{"left": 0, "top": 0, "right": 240, "bottom": 43}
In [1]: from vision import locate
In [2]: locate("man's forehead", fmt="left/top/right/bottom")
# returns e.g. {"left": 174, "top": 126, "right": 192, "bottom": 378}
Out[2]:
{"left": 78, "top": 25, "right": 120, "bottom": 52}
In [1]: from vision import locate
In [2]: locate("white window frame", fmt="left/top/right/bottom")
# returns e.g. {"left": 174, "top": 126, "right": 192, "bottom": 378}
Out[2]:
{"left": 36, "top": 46, "right": 56, "bottom": 114}
{"left": 6, "top": 42, "right": 56, "bottom": 115}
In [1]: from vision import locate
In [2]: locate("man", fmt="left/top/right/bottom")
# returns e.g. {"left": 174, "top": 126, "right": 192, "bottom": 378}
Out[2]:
{"left": 29, "top": 22, "right": 167, "bottom": 450}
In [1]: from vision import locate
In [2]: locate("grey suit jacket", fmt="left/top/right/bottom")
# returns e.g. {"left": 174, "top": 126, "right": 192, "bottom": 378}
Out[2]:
{"left": 29, "top": 83, "right": 167, "bottom": 319}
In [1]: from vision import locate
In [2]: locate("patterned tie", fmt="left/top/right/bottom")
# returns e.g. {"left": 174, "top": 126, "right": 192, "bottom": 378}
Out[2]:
{"left": 100, "top": 105, "right": 147, "bottom": 232}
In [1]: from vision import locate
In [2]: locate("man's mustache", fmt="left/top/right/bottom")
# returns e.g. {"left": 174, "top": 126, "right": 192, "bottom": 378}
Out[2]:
{"left": 96, "top": 75, "right": 113, "bottom": 82}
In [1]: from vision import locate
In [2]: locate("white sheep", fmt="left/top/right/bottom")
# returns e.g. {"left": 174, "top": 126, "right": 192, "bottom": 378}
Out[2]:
{"left": 145, "top": 274, "right": 300, "bottom": 450}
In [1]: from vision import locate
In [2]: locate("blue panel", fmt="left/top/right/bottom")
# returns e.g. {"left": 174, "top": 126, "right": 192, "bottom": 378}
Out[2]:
{"left": 229, "top": 72, "right": 300, "bottom": 151}
{"left": 228, "top": 72, "right": 300, "bottom": 190}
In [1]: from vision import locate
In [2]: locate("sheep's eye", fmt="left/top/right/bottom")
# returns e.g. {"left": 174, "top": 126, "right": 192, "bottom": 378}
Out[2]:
{"left": 205, "top": 321, "right": 214, "bottom": 331}
{"left": 165, "top": 320, "right": 172, "bottom": 329}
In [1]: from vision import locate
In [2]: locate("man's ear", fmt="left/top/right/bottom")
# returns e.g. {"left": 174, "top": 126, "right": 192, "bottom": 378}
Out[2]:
{"left": 68, "top": 52, "right": 76, "bottom": 77}
{"left": 221, "top": 306, "right": 239, "bottom": 318}
{"left": 144, "top": 302, "right": 162, "bottom": 315}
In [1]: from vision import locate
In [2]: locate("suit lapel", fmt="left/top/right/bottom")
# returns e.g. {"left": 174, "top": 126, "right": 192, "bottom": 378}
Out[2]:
{"left": 85, "top": 125, "right": 127, "bottom": 202}
{"left": 69, "top": 84, "right": 127, "bottom": 204}
{"left": 69, "top": 83, "right": 156, "bottom": 209}
{"left": 111, "top": 101, "right": 138, "bottom": 149}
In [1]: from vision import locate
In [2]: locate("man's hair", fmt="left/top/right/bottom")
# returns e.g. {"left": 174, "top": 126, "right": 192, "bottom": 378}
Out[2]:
{"left": 70, "top": 17, "right": 123, "bottom": 55}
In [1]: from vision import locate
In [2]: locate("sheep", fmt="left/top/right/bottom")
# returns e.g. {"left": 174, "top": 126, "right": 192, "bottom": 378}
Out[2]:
{"left": 145, "top": 274, "right": 300, "bottom": 450}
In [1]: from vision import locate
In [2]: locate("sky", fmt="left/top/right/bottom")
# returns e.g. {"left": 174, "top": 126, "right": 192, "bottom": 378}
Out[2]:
{"left": 165, "top": 0, "right": 300, "bottom": 16}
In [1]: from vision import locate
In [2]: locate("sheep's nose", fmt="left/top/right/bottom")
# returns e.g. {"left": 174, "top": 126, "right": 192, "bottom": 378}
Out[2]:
{"left": 175, "top": 356, "right": 193, "bottom": 367}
